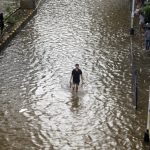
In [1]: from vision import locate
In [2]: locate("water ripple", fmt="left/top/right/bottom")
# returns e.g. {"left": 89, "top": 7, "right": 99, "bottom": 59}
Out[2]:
{"left": 0, "top": 0, "right": 148, "bottom": 149}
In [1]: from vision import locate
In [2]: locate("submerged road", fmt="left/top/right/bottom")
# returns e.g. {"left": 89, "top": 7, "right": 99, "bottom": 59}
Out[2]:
{"left": 0, "top": 0, "right": 149, "bottom": 149}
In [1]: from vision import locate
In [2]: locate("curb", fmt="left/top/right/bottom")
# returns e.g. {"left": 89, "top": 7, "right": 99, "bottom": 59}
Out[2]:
{"left": 0, "top": 9, "right": 37, "bottom": 51}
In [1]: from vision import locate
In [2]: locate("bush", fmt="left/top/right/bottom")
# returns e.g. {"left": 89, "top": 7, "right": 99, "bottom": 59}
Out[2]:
{"left": 143, "top": 3, "right": 150, "bottom": 23}
{"left": 5, "top": 5, "right": 13, "bottom": 15}
{"left": 6, "top": 16, "right": 17, "bottom": 25}
{"left": 5, "top": 5, "right": 17, "bottom": 25}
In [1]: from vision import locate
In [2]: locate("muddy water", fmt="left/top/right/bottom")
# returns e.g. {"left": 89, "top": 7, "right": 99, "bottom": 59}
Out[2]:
{"left": 0, "top": 0, "right": 149, "bottom": 149}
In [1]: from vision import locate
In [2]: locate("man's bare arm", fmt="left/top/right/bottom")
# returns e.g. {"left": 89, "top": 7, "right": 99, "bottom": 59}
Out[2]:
{"left": 81, "top": 74, "right": 84, "bottom": 83}
{"left": 70, "top": 74, "right": 73, "bottom": 83}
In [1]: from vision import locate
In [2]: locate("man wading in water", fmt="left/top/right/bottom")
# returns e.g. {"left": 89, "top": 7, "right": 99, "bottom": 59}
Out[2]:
{"left": 70, "top": 64, "right": 83, "bottom": 92}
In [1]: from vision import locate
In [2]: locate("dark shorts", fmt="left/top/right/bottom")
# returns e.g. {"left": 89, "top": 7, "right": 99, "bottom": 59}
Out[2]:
{"left": 73, "top": 79, "right": 80, "bottom": 85}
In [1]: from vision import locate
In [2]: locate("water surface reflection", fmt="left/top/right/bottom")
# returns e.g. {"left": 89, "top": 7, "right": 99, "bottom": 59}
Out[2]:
{"left": 0, "top": 0, "right": 149, "bottom": 149}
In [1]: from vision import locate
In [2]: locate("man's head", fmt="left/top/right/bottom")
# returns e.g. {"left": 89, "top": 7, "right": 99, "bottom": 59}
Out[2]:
{"left": 75, "top": 64, "right": 79, "bottom": 69}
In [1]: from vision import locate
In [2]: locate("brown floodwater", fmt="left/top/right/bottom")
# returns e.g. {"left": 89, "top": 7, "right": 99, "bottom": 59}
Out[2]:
{"left": 0, "top": 0, "right": 149, "bottom": 149}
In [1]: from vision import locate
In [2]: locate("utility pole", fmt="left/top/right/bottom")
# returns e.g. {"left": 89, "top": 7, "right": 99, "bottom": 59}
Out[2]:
{"left": 144, "top": 87, "right": 150, "bottom": 143}
{"left": 130, "top": 0, "right": 135, "bottom": 35}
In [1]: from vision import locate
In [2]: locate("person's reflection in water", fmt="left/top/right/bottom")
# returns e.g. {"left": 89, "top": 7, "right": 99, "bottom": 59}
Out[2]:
{"left": 70, "top": 94, "right": 80, "bottom": 112}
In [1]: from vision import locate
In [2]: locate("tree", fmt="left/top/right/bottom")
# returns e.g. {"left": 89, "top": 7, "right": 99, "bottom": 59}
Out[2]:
{"left": 143, "top": 2, "right": 150, "bottom": 23}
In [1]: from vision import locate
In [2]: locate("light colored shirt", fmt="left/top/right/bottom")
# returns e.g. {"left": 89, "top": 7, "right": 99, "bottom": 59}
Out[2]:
{"left": 145, "top": 30, "right": 150, "bottom": 40}
{"left": 139, "top": 14, "right": 144, "bottom": 24}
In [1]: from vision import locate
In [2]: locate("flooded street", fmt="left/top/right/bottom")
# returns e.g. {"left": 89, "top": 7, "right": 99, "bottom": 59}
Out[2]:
{"left": 0, "top": 0, "right": 149, "bottom": 149}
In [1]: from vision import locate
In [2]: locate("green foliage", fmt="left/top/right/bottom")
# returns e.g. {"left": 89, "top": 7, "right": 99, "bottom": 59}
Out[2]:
{"left": 5, "top": 5, "right": 18, "bottom": 25}
{"left": 5, "top": 5, "right": 13, "bottom": 15}
{"left": 6, "top": 16, "right": 17, "bottom": 24}
{"left": 143, "top": 4, "right": 150, "bottom": 23}
{"left": 146, "top": 2, "right": 150, "bottom": 6}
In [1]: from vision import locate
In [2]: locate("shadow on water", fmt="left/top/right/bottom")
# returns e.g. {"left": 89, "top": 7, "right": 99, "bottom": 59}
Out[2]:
{"left": 67, "top": 84, "right": 88, "bottom": 112}
{"left": 70, "top": 93, "right": 80, "bottom": 111}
